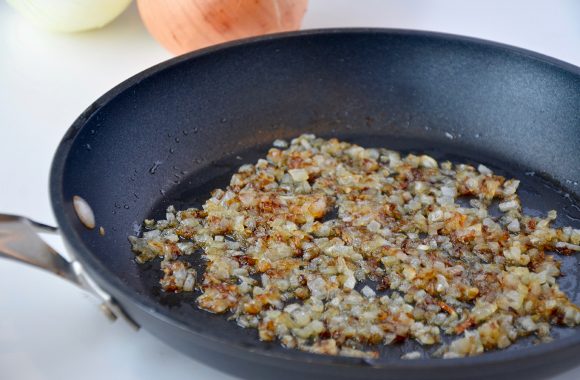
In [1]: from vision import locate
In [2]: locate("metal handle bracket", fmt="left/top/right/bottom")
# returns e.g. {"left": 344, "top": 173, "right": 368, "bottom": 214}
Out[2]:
{"left": 0, "top": 214, "right": 139, "bottom": 330}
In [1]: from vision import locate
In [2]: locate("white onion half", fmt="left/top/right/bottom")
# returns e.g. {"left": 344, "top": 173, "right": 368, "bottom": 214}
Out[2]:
{"left": 6, "top": 0, "right": 133, "bottom": 32}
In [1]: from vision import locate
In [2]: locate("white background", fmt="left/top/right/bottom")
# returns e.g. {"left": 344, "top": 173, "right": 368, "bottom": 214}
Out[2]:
{"left": 1, "top": 1, "right": 579, "bottom": 379}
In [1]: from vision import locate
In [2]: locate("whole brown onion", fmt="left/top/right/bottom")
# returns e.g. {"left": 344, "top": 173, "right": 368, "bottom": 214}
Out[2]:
{"left": 137, "top": 0, "right": 309, "bottom": 55}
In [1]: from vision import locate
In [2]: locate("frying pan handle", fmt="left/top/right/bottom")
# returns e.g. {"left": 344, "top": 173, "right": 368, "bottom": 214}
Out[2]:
{"left": 0, "top": 214, "right": 139, "bottom": 330}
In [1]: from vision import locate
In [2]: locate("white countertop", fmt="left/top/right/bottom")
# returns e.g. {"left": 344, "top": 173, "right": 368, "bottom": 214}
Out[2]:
{"left": 1, "top": 1, "right": 579, "bottom": 379}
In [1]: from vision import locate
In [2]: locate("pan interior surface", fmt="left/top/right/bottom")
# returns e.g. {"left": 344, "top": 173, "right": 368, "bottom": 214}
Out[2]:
{"left": 51, "top": 30, "right": 580, "bottom": 369}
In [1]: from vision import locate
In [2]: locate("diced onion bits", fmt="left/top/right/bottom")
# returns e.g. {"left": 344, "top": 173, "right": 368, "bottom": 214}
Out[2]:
{"left": 130, "top": 134, "right": 580, "bottom": 359}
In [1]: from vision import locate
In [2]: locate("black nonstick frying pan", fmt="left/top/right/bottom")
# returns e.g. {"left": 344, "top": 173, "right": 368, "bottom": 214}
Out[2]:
{"left": 1, "top": 29, "right": 579, "bottom": 380}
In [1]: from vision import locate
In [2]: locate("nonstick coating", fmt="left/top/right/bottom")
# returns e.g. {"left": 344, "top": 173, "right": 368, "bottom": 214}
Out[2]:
{"left": 50, "top": 29, "right": 580, "bottom": 380}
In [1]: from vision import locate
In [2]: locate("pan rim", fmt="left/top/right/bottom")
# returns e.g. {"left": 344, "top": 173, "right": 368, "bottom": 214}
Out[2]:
{"left": 50, "top": 28, "right": 580, "bottom": 371}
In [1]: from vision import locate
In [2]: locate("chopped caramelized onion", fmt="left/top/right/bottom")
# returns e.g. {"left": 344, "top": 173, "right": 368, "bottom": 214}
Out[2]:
{"left": 130, "top": 134, "right": 579, "bottom": 359}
